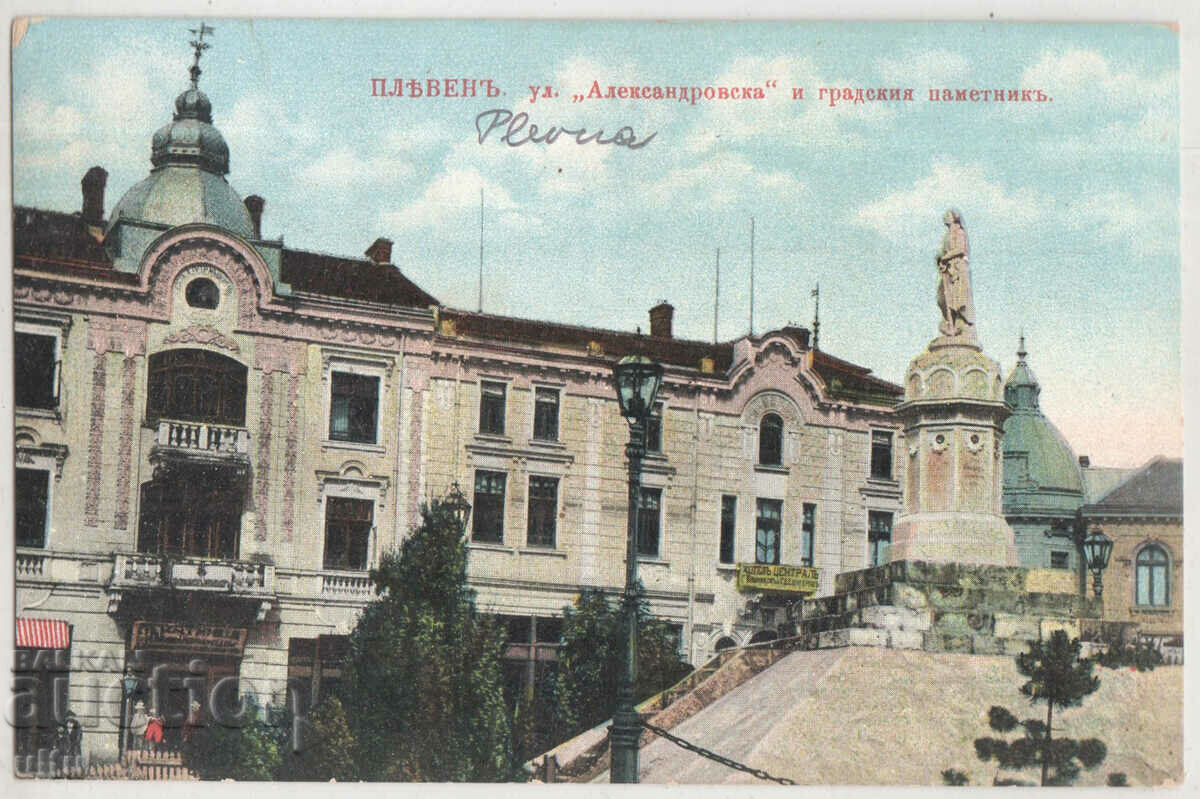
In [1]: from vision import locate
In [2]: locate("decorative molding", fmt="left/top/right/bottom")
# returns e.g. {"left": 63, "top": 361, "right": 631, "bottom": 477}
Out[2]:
{"left": 87, "top": 316, "right": 148, "bottom": 357}
{"left": 14, "top": 442, "right": 69, "bottom": 481}
{"left": 113, "top": 357, "right": 138, "bottom": 530}
{"left": 163, "top": 324, "right": 241, "bottom": 354}
{"left": 255, "top": 372, "right": 275, "bottom": 542}
{"left": 282, "top": 374, "right": 301, "bottom": 542}
{"left": 84, "top": 350, "right": 107, "bottom": 525}
{"left": 256, "top": 339, "right": 306, "bottom": 376}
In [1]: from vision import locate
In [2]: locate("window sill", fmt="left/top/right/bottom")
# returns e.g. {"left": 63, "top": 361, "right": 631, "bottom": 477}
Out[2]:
{"left": 468, "top": 541, "right": 514, "bottom": 553}
{"left": 754, "top": 464, "right": 789, "bottom": 475}
{"left": 475, "top": 433, "right": 512, "bottom": 444}
{"left": 637, "top": 556, "right": 670, "bottom": 567}
{"left": 715, "top": 564, "right": 738, "bottom": 573}
{"left": 322, "top": 439, "right": 386, "bottom": 454}
{"left": 529, "top": 438, "right": 566, "bottom": 449}
{"left": 644, "top": 451, "right": 667, "bottom": 461}
{"left": 519, "top": 547, "right": 567, "bottom": 558}
{"left": 867, "top": 476, "right": 899, "bottom": 486}
{"left": 1131, "top": 606, "right": 1174, "bottom": 615}
{"left": 16, "top": 406, "right": 61, "bottom": 421}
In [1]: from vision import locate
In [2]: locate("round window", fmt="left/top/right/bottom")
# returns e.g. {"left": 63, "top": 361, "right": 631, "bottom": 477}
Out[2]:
{"left": 185, "top": 277, "right": 220, "bottom": 309}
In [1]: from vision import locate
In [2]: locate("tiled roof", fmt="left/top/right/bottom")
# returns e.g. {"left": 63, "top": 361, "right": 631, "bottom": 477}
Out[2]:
{"left": 13, "top": 206, "right": 112, "bottom": 268}
{"left": 441, "top": 308, "right": 734, "bottom": 372}
{"left": 810, "top": 349, "right": 903, "bottom": 402}
{"left": 1085, "top": 456, "right": 1182, "bottom": 516}
{"left": 281, "top": 248, "right": 439, "bottom": 309}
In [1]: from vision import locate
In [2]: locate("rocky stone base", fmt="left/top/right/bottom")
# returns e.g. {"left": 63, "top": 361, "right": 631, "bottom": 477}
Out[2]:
{"left": 782, "top": 560, "right": 1103, "bottom": 656}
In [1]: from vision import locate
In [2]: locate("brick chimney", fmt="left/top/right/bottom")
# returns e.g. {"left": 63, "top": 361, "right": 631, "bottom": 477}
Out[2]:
{"left": 81, "top": 166, "right": 107, "bottom": 224}
{"left": 244, "top": 195, "right": 265, "bottom": 239}
{"left": 365, "top": 237, "right": 393, "bottom": 264}
{"left": 649, "top": 301, "right": 674, "bottom": 338}
{"left": 1078, "top": 455, "right": 1090, "bottom": 468}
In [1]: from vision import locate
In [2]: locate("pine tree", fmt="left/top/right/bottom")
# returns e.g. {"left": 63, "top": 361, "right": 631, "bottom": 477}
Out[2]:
{"left": 338, "top": 500, "right": 518, "bottom": 781}
{"left": 972, "top": 631, "right": 1106, "bottom": 786}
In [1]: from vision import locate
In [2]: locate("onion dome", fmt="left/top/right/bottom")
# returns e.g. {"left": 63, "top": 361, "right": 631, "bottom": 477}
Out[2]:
{"left": 106, "top": 28, "right": 254, "bottom": 240}
{"left": 1002, "top": 336, "right": 1083, "bottom": 497}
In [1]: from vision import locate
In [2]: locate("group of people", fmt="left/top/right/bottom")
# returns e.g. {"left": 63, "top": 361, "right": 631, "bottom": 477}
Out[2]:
{"left": 128, "top": 699, "right": 206, "bottom": 753}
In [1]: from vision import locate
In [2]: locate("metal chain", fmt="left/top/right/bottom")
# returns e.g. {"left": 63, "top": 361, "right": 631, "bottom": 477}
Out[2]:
{"left": 640, "top": 720, "right": 797, "bottom": 785}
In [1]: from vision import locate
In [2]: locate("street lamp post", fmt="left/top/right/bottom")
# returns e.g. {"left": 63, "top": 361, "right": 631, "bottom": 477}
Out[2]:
{"left": 1081, "top": 527, "right": 1114, "bottom": 600}
{"left": 444, "top": 480, "right": 472, "bottom": 534}
{"left": 610, "top": 354, "right": 664, "bottom": 784}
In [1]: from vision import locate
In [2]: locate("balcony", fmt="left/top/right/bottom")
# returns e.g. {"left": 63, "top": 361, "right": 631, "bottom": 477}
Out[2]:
{"left": 108, "top": 553, "right": 276, "bottom": 619}
{"left": 156, "top": 418, "right": 248, "bottom": 455}
{"left": 320, "top": 570, "right": 376, "bottom": 601}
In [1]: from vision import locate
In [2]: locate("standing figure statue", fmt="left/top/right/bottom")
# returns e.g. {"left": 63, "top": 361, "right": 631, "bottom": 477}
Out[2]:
{"left": 936, "top": 209, "right": 976, "bottom": 339}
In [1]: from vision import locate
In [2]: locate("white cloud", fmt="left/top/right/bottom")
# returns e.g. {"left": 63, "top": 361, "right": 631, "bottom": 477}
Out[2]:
{"left": 640, "top": 152, "right": 804, "bottom": 208}
{"left": 1021, "top": 48, "right": 1174, "bottom": 104}
{"left": 853, "top": 158, "right": 1043, "bottom": 242}
{"left": 876, "top": 50, "right": 970, "bottom": 87}
{"left": 379, "top": 168, "right": 524, "bottom": 230}
{"left": 296, "top": 147, "right": 413, "bottom": 189}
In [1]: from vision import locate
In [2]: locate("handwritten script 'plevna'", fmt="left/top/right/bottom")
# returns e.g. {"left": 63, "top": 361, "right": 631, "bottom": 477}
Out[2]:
{"left": 475, "top": 108, "right": 657, "bottom": 149}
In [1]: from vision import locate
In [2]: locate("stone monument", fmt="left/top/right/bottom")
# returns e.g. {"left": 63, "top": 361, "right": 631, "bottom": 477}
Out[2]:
{"left": 781, "top": 212, "right": 1096, "bottom": 657}
{"left": 890, "top": 210, "right": 1018, "bottom": 566}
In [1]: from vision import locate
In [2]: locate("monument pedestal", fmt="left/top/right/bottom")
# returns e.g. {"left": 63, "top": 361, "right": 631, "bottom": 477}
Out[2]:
{"left": 892, "top": 338, "right": 1019, "bottom": 566}
{"left": 785, "top": 560, "right": 1102, "bottom": 655}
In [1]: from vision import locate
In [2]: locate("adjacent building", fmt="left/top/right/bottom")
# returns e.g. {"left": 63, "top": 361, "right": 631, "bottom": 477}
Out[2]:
{"left": 13, "top": 48, "right": 906, "bottom": 763}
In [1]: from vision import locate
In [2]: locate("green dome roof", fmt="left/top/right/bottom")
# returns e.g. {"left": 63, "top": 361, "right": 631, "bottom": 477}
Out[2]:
{"left": 106, "top": 65, "right": 253, "bottom": 240}
{"left": 1002, "top": 338, "right": 1083, "bottom": 499}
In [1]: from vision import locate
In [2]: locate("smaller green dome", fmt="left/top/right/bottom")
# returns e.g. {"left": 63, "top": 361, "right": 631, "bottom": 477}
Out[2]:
{"left": 1002, "top": 337, "right": 1083, "bottom": 499}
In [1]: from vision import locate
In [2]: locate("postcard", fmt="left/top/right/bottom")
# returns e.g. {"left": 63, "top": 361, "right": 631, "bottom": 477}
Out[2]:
{"left": 8, "top": 13, "right": 1185, "bottom": 789}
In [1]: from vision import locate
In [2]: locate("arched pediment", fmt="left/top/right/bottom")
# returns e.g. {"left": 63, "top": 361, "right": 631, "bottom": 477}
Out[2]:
{"left": 740, "top": 390, "right": 804, "bottom": 427}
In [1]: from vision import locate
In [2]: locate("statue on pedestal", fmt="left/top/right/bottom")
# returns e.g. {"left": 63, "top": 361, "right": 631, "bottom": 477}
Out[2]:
{"left": 936, "top": 209, "right": 976, "bottom": 340}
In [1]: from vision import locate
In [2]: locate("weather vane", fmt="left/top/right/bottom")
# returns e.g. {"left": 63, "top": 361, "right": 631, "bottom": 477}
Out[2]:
{"left": 187, "top": 22, "right": 215, "bottom": 88}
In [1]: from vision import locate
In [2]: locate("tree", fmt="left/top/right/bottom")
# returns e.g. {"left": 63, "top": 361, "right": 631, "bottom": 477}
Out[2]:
{"left": 972, "top": 631, "right": 1106, "bottom": 786}
{"left": 549, "top": 588, "right": 692, "bottom": 746}
{"left": 338, "top": 501, "right": 519, "bottom": 781}
{"left": 184, "top": 694, "right": 282, "bottom": 781}
{"left": 278, "top": 697, "right": 358, "bottom": 782}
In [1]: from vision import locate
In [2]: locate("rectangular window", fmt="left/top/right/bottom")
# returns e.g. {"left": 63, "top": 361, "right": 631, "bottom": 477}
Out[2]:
{"left": 527, "top": 476, "right": 559, "bottom": 548}
{"left": 15, "top": 332, "right": 58, "bottom": 410}
{"left": 329, "top": 372, "right": 379, "bottom": 444}
{"left": 472, "top": 470, "right": 506, "bottom": 543}
{"left": 637, "top": 487, "right": 662, "bottom": 557}
{"left": 533, "top": 387, "right": 560, "bottom": 441}
{"left": 719, "top": 495, "right": 737, "bottom": 564}
{"left": 755, "top": 499, "right": 782, "bottom": 565}
{"left": 868, "top": 510, "right": 893, "bottom": 567}
{"left": 644, "top": 402, "right": 663, "bottom": 453}
{"left": 801, "top": 503, "right": 817, "bottom": 567}
{"left": 1050, "top": 550, "right": 1069, "bottom": 570}
{"left": 15, "top": 468, "right": 49, "bottom": 548}
{"left": 479, "top": 381, "right": 506, "bottom": 436}
{"left": 870, "top": 430, "right": 894, "bottom": 480}
{"left": 323, "top": 497, "right": 373, "bottom": 570}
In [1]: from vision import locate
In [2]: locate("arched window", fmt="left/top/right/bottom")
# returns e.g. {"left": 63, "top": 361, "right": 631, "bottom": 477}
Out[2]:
{"left": 1135, "top": 544, "right": 1170, "bottom": 607}
{"left": 137, "top": 466, "right": 243, "bottom": 559}
{"left": 713, "top": 636, "right": 737, "bottom": 652}
{"left": 147, "top": 349, "right": 248, "bottom": 426}
{"left": 748, "top": 630, "right": 778, "bottom": 645}
{"left": 759, "top": 413, "right": 783, "bottom": 466}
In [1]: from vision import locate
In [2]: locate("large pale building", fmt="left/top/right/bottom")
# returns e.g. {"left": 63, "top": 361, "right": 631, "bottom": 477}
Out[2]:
{"left": 13, "top": 47, "right": 906, "bottom": 764}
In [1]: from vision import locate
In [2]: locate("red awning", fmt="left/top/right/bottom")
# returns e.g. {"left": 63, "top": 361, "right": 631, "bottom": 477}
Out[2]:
{"left": 16, "top": 617, "right": 71, "bottom": 649}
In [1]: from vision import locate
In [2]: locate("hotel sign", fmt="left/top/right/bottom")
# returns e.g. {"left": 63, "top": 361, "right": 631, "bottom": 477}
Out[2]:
{"left": 736, "top": 563, "right": 820, "bottom": 595}
{"left": 131, "top": 622, "right": 248, "bottom": 655}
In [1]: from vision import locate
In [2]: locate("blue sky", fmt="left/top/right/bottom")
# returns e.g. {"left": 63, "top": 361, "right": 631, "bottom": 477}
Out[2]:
{"left": 11, "top": 18, "right": 1180, "bottom": 468}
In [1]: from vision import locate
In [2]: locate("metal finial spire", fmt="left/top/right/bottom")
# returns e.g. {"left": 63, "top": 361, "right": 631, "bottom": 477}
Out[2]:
{"left": 187, "top": 23, "right": 215, "bottom": 88}
{"left": 1017, "top": 329, "right": 1027, "bottom": 361}
{"left": 811, "top": 283, "right": 820, "bottom": 350}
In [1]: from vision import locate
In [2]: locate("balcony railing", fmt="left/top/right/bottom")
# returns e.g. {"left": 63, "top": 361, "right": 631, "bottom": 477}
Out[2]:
{"left": 111, "top": 553, "right": 275, "bottom": 597}
{"left": 321, "top": 571, "right": 375, "bottom": 600}
{"left": 16, "top": 551, "right": 46, "bottom": 579}
{"left": 156, "top": 419, "right": 249, "bottom": 455}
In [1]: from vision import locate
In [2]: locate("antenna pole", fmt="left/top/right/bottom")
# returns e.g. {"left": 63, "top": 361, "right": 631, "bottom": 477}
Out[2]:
{"left": 749, "top": 218, "right": 755, "bottom": 337}
{"left": 714, "top": 248, "right": 720, "bottom": 344}
{"left": 478, "top": 187, "right": 484, "bottom": 313}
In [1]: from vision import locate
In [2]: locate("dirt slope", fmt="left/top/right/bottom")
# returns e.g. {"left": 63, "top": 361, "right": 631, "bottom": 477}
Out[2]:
{"left": 630, "top": 647, "right": 1182, "bottom": 786}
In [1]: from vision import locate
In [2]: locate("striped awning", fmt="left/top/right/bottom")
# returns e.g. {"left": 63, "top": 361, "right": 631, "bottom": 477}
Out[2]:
{"left": 16, "top": 617, "right": 71, "bottom": 649}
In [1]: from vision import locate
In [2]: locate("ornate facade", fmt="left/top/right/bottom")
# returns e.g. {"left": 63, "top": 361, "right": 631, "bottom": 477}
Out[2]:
{"left": 13, "top": 47, "right": 905, "bottom": 763}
